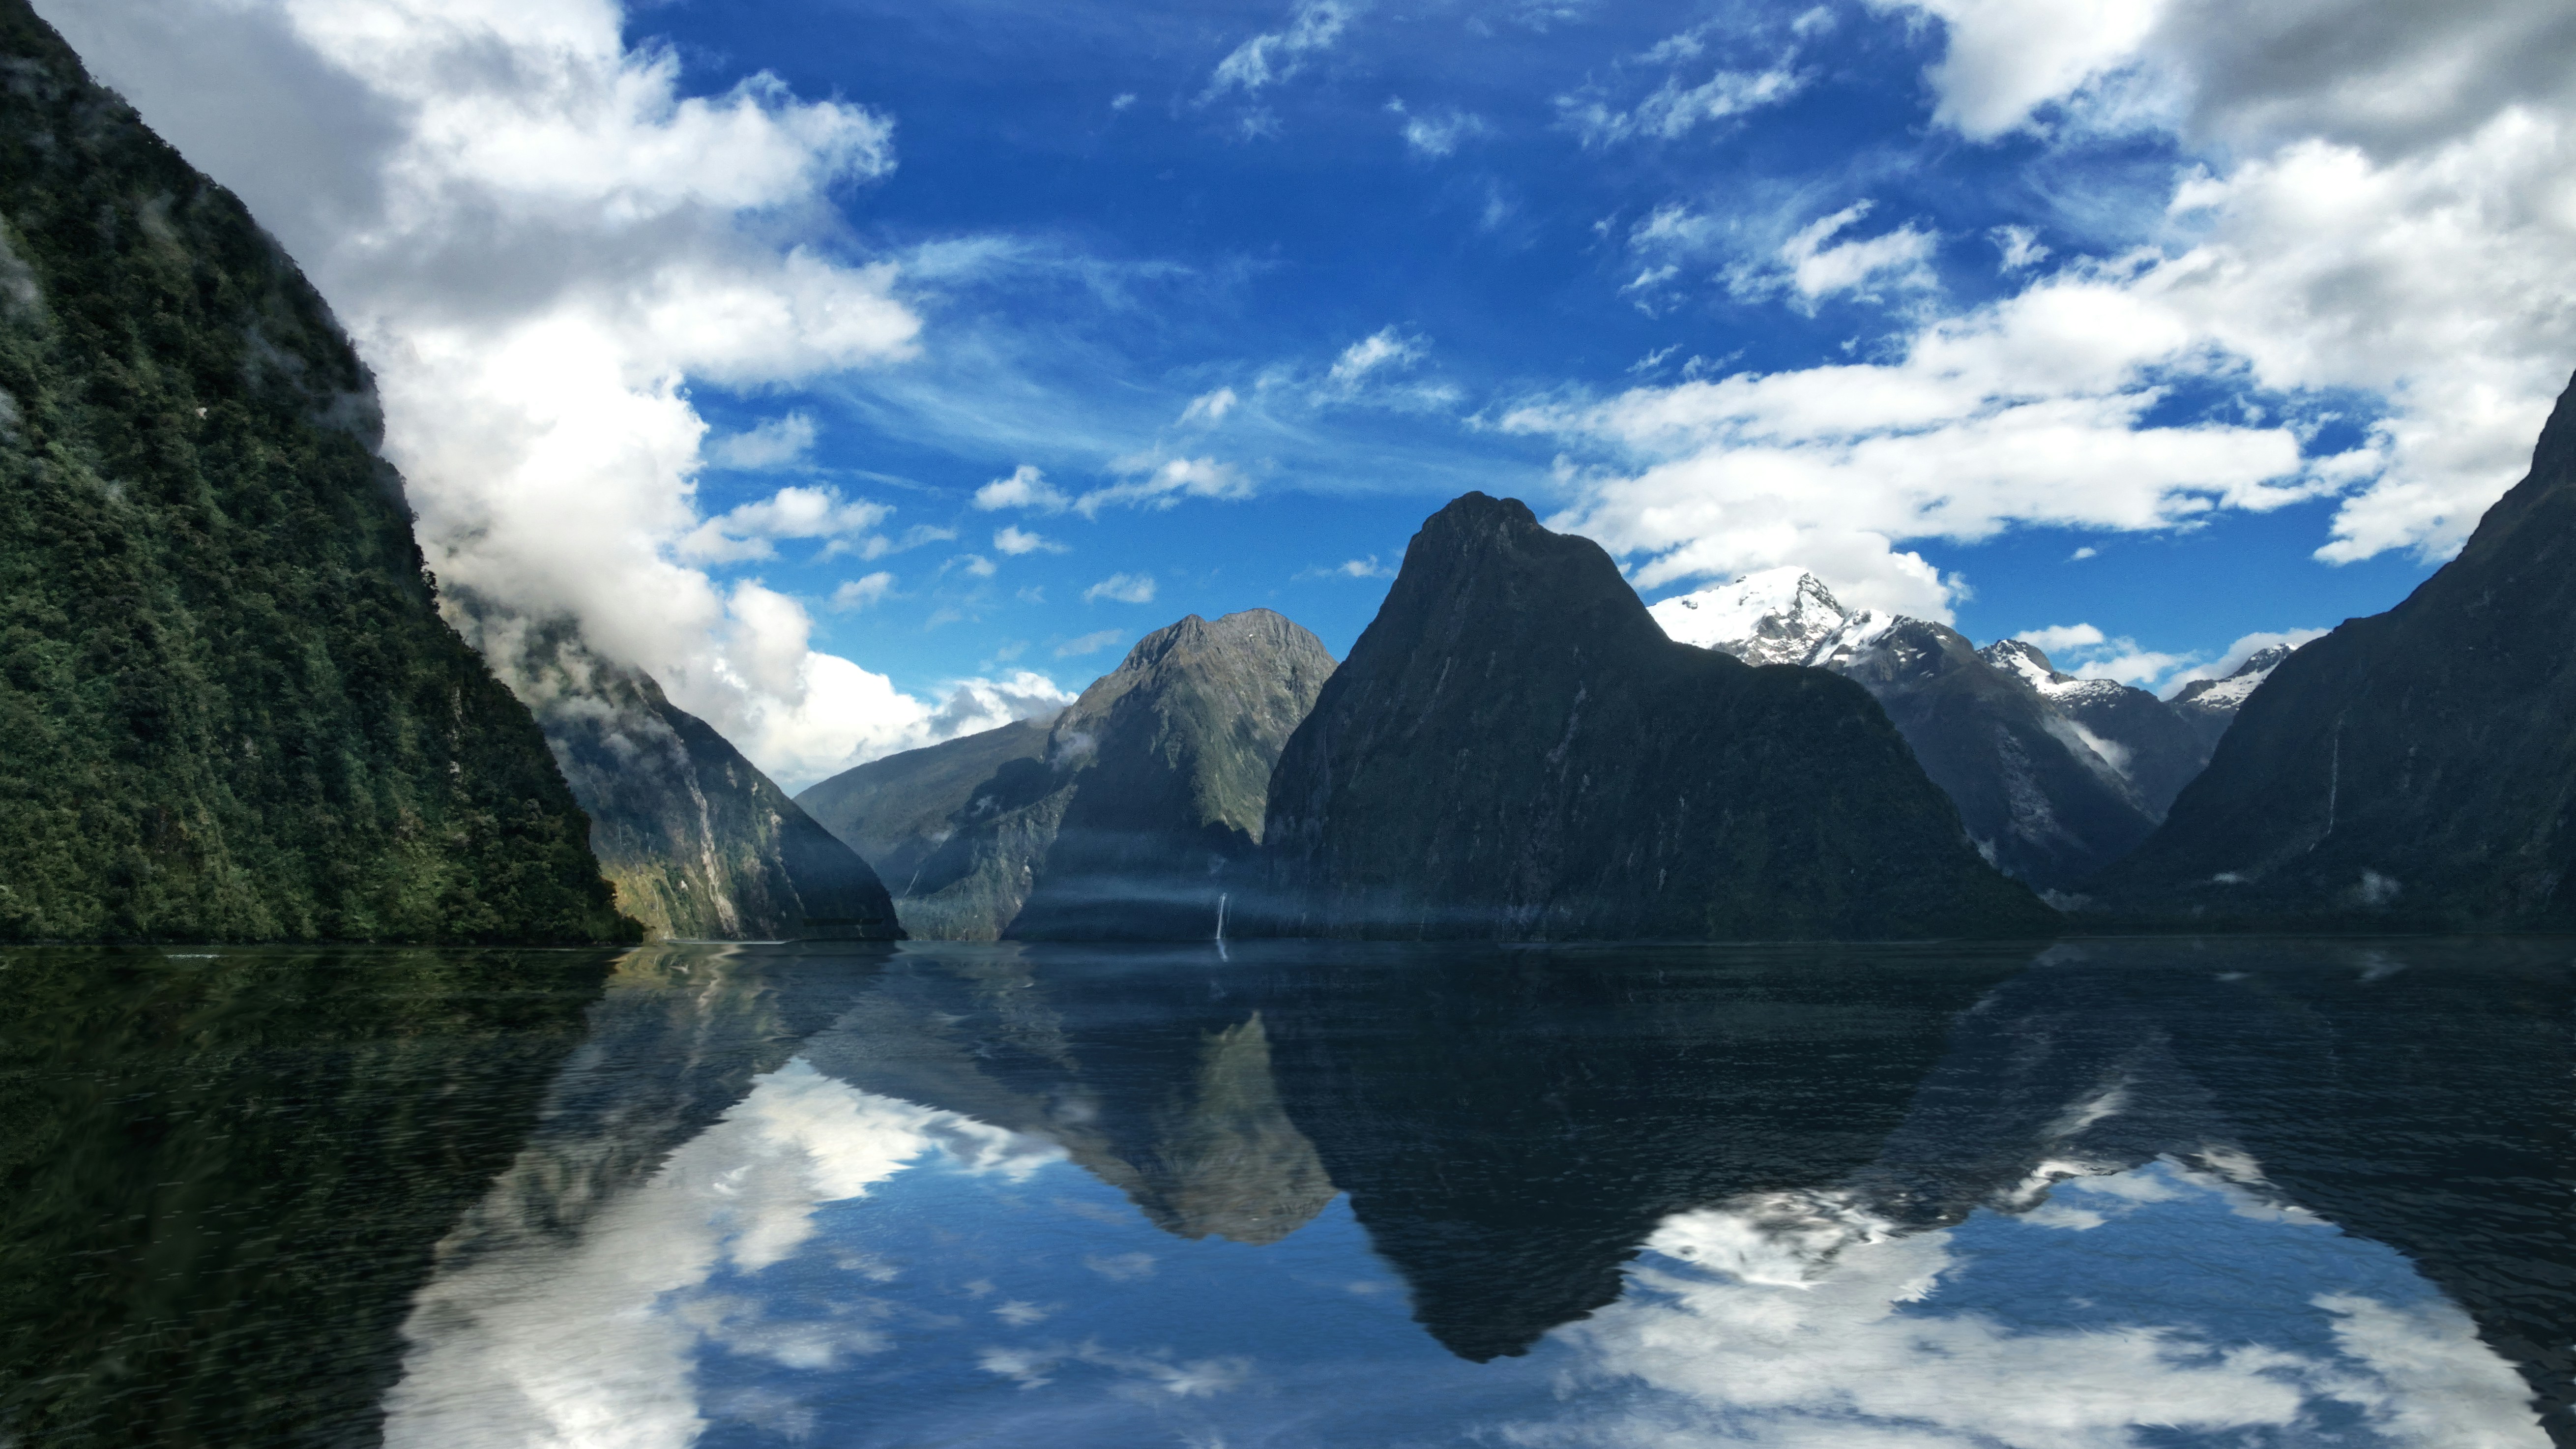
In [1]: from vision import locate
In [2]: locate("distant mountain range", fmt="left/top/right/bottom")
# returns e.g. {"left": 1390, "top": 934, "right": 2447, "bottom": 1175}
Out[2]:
{"left": 799, "top": 610, "right": 1335, "bottom": 940}
{"left": 1651, "top": 569, "right": 2274, "bottom": 893}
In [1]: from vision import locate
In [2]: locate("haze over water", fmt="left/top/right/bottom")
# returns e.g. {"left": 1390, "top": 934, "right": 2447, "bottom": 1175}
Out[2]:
{"left": 2, "top": 938, "right": 2567, "bottom": 1448}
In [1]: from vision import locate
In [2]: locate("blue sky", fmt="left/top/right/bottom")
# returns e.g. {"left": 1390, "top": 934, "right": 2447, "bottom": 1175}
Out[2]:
{"left": 48, "top": 0, "right": 2576, "bottom": 785}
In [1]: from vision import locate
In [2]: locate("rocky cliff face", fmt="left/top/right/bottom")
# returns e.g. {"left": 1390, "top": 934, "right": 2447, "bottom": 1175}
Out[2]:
{"left": 1260, "top": 495, "right": 2055, "bottom": 940}
{"left": 0, "top": 2, "right": 628, "bottom": 943}
{"left": 1657, "top": 573, "right": 2212, "bottom": 890}
{"left": 830, "top": 610, "right": 1336, "bottom": 940}
{"left": 2094, "top": 370, "right": 2576, "bottom": 929}
{"left": 460, "top": 610, "right": 900, "bottom": 942}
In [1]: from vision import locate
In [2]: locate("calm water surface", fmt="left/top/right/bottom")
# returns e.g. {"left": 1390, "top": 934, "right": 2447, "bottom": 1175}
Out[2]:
{"left": 0, "top": 938, "right": 2567, "bottom": 1448}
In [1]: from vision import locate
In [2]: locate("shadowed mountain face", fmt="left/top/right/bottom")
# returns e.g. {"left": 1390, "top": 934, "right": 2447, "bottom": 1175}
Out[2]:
{"left": 1653, "top": 570, "right": 2212, "bottom": 891}
{"left": 2097, "top": 370, "right": 2576, "bottom": 929}
{"left": 821, "top": 611, "right": 1336, "bottom": 940}
{"left": 458, "top": 609, "right": 900, "bottom": 942}
{"left": 2166, "top": 644, "right": 2295, "bottom": 751}
{"left": 795, "top": 713, "right": 1058, "bottom": 896}
{"left": 1261, "top": 494, "right": 2056, "bottom": 939}
{"left": 0, "top": 0, "right": 627, "bottom": 944}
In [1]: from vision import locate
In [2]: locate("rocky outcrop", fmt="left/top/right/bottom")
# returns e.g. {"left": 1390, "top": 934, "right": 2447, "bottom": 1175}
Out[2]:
{"left": 839, "top": 611, "right": 1337, "bottom": 940}
{"left": 1259, "top": 494, "right": 2056, "bottom": 940}
{"left": 458, "top": 609, "right": 899, "bottom": 942}
{"left": 2093, "top": 370, "right": 2576, "bottom": 929}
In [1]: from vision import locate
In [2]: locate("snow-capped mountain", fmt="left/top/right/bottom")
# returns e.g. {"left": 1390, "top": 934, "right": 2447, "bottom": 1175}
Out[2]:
{"left": 2166, "top": 645, "right": 2294, "bottom": 750}
{"left": 1650, "top": 571, "right": 2216, "bottom": 890}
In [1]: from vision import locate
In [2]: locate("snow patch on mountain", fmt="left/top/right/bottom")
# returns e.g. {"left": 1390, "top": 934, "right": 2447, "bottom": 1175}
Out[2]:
{"left": 1650, "top": 569, "right": 1855, "bottom": 666}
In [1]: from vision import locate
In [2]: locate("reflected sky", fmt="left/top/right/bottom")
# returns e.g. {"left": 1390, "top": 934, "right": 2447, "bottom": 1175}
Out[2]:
{"left": 377, "top": 940, "right": 2567, "bottom": 1449}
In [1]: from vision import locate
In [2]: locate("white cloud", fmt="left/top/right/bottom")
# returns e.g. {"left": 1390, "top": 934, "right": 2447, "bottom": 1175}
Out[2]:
{"left": 706, "top": 412, "right": 819, "bottom": 471}
{"left": 2068, "top": 544, "right": 2099, "bottom": 560}
{"left": 41, "top": 0, "right": 965, "bottom": 785}
{"left": 1388, "top": 100, "right": 1487, "bottom": 158}
{"left": 677, "top": 485, "right": 891, "bottom": 563}
{"left": 992, "top": 525, "right": 1062, "bottom": 555}
{"left": 2159, "top": 626, "right": 2329, "bottom": 694}
{"left": 1508, "top": 267, "right": 2327, "bottom": 618}
{"left": 1083, "top": 572, "right": 1158, "bottom": 605}
{"left": 1178, "top": 386, "right": 1238, "bottom": 424}
{"left": 1559, "top": 59, "right": 1808, "bottom": 146}
{"left": 1327, "top": 326, "right": 1427, "bottom": 387}
{"left": 1202, "top": 0, "right": 1352, "bottom": 101}
{"left": 1298, "top": 555, "right": 1394, "bottom": 579}
{"left": 1991, "top": 224, "right": 2052, "bottom": 271}
{"left": 2016, "top": 622, "right": 2108, "bottom": 655}
{"left": 829, "top": 571, "right": 894, "bottom": 611}
{"left": 1076, "top": 456, "right": 1253, "bottom": 514}
{"left": 973, "top": 464, "right": 1075, "bottom": 513}
{"left": 1054, "top": 629, "right": 1125, "bottom": 658}
{"left": 1748, "top": 201, "right": 1940, "bottom": 307}
{"left": 1868, "top": 0, "right": 2576, "bottom": 566}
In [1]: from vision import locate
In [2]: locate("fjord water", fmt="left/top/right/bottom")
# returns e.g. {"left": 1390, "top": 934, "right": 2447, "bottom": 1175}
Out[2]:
{"left": 1, "top": 941, "right": 2566, "bottom": 1448}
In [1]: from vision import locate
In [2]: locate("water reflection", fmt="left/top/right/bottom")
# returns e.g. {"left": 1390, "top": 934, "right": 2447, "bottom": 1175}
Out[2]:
{"left": 2, "top": 938, "right": 2565, "bottom": 1448}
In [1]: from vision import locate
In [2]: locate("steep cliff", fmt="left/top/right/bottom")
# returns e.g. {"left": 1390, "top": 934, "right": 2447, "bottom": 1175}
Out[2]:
{"left": 852, "top": 610, "right": 1336, "bottom": 939}
{"left": 0, "top": 1, "right": 628, "bottom": 943}
{"left": 795, "top": 712, "right": 1057, "bottom": 897}
{"left": 461, "top": 610, "right": 900, "bottom": 942}
{"left": 1261, "top": 495, "right": 2055, "bottom": 940}
{"left": 2095, "top": 369, "right": 2576, "bottom": 929}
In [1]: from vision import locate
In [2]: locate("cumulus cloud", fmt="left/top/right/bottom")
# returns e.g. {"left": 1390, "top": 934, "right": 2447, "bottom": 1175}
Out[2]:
{"left": 1508, "top": 266, "right": 2335, "bottom": 617}
{"left": 2015, "top": 622, "right": 2190, "bottom": 685}
{"left": 706, "top": 412, "right": 820, "bottom": 471}
{"left": 2159, "top": 626, "right": 2330, "bottom": 694}
{"left": 1739, "top": 201, "right": 1940, "bottom": 308}
{"left": 993, "top": 525, "right": 1063, "bottom": 555}
{"left": 37, "top": 0, "right": 1022, "bottom": 785}
{"left": 1387, "top": 99, "right": 1487, "bottom": 157}
{"left": 973, "top": 464, "right": 1076, "bottom": 513}
{"left": 677, "top": 485, "right": 891, "bottom": 563}
{"left": 1991, "top": 224, "right": 2052, "bottom": 271}
{"left": 1297, "top": 556, "right": 1394, "bottom": 579}
{"left": 830, "top": 572, "right": 895, "bottom": 610}
{"left": 1082, "top": 572, "right": 1159, "bottom": 605}
{"left": 975, "top": 457, "right": 1251, "bottom": 517}
{"left": 1327, "top": 326, "right": 1427, "bottom": 387}
{"left": 1873, "top": 0, "right": 2576, "bottom": 565}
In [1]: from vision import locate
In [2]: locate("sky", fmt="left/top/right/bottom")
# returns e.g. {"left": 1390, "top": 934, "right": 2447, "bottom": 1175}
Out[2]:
{"left": 38, "top": 0, "right": 2576, "bottom": 789}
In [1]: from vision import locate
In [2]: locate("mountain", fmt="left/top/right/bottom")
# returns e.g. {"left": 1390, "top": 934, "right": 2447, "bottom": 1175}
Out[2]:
{"left": 1260, "top": 494, "right": 2055, "bottom": 939}
{"left": 1977, "top": 639, "right": 2211, "bottom": 815}
{"left": 2166, "top": 644, "right": 2294, "bottom": 750}
{"left": 2094, "top": 369, "right": 2576, "bottom": 929}
{"left": 0, "top": 2, "right": 629, "bottom": 944}
{"left": 795, "top": 711, "right": 1057, "bottom": 898}
{"left": 822, "top": 610, "right": 1336, "bottom": 940}
{"left": 458, "top": 607, "right": 901, "bottom": 942}
{"left": 1654, "top": 571, "right": 2209, "bottom": 891}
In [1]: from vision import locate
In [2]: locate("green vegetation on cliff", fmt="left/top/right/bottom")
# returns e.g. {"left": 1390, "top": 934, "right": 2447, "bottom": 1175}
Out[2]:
{"left": 0, "top": 1, "right": 632, "bottom": 942}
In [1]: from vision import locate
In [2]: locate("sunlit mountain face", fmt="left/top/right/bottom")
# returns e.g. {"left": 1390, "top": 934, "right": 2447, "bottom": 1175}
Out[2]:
{"left": 36, "top": 0, "right": 2575, "bottom": 792}
{"left": 13, "top": 939, "right": 2559, "bottom": 1447}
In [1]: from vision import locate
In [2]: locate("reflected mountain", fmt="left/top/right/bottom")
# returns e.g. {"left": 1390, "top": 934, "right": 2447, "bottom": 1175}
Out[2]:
{"left": 0, "top": 946, "right": 620, "bottom": 1449}
{"left": 1832, "top": 940, "right": 2574, "bottom": 1443}
{"left": 807, "top": 947, "right": 1336, "bottom": 1245}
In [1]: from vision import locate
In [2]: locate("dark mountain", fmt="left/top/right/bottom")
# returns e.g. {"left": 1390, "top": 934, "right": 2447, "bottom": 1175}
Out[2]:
{"left": 458, "top": 608, "right": 900, "bottom": 942}
{"left": 2166, "top": 643, "right": 2295, "bottom": 750}
{"left": 1260, "top": 494, "right": 2056, "bottom": 939}
{"left": 862, "top": 610, "right": 1336, "bottom": 939}
{"left": 796, "top": 711, "right": 1058, "bottom": 896}
{"left": 0, "top": 2, "right": 628, "bottom": 944}
{"left": 1652, "top": 571, "right": 2210, "bottom": 890}
{"left": 2095, "top": 370, "right": 2576, "bottom": 929}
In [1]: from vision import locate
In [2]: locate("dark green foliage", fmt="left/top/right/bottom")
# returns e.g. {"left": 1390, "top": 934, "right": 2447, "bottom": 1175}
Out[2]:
{"left": 1261, "top": 494, "right": 2059, "bottom": 940}
{"left": 0, "top": 1, "right": 632, "bottom": 942}
{"left": 0, "top": 944, "right": 619, "bottom": 1447}
{"left": 2094, "top": 369, "right": 2576, "bottom": 929}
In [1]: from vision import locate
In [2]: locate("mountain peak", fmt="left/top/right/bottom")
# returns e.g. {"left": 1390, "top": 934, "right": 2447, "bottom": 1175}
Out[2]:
{"left": 1648, "top": 566, "right": 1854, "bottom": 666}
